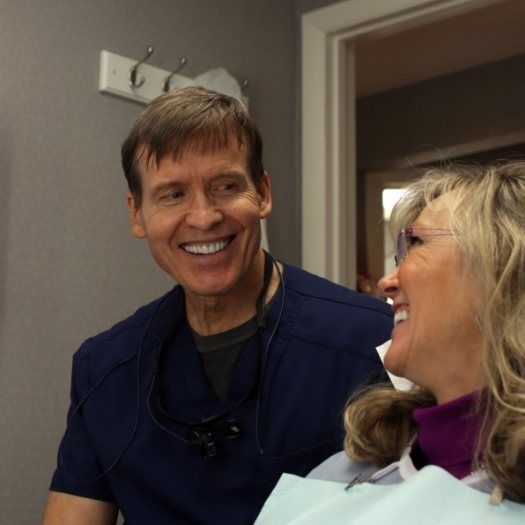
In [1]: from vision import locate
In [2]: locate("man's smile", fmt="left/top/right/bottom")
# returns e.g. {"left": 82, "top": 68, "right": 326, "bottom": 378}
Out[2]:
{"left": 181, "top": 236, "right": 234, "bottom": 255}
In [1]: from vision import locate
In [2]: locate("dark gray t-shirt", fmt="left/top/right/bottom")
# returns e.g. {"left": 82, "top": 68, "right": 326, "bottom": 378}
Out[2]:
{"left": 192, "top": 287, "right": 280, "bottom": 402}
{"left": 193, "top": 317, "right": 259, "bottom": 402}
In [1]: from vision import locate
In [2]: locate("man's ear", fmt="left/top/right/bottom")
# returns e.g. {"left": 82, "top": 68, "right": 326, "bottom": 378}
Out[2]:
{"left": 127, "top": 192, "right": 146, "bottom": 239}
{"left": 257, "top": 172, "right": 272, "bottom": 219}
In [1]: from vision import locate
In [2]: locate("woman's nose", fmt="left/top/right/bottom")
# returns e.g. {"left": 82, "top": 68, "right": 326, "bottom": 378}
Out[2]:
{"left": 378, "top": 267, "right": 399, "bottom": 299}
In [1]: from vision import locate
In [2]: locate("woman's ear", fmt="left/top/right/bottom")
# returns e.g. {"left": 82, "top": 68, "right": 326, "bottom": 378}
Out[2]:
{"left": 127, "top": 193, "right": 146, "bottom": 239}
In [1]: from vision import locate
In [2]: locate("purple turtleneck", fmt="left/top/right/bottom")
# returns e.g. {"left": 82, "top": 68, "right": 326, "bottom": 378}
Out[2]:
{"left": 412, "top": 391, "right": 484, "bottom": 479}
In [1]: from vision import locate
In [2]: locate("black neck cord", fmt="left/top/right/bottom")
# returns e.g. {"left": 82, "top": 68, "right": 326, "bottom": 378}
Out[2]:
{"left": 154, "top": 251, "right": 275, "bottom": 429}
{"left": 60, "top": 251, "right": 283, "bottom": 479}
{"left": 58, "top": 294, "right": 169, "bottom": 484}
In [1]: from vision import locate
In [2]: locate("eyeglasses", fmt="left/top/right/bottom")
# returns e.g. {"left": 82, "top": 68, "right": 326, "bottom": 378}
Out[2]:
{"left": 395, "top": 227, "right": 456, "bottom": 266}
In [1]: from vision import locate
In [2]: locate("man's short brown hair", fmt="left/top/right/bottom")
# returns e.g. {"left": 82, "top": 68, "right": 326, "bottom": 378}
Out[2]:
{"left": 121, "top": 87, "right": 264, "bottom": 206}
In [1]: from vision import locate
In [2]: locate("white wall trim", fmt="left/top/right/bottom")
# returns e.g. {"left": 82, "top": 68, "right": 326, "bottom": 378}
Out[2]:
{"left": 301, "top": 0, "right": 505, "bottom": 286}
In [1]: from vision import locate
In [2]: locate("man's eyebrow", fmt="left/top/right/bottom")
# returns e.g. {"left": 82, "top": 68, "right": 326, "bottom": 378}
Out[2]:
{"left": 148, "top": 170, "right": 247, "bottom": 196}
{"left": 149, "top": 180, "right": 182, "bottom": 197}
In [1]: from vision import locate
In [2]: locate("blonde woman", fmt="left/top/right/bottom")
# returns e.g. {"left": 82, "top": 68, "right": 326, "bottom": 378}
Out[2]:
{"left": 256, "top": 163, "right": 525, "bottom": 524}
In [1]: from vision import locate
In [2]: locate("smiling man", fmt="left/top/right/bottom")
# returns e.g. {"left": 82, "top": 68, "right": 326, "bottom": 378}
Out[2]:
{"left": 42, "top": 87, "right": 392, "bottom": 525}
{"left": 129, "top": 138, "right": 271, "bottom": 333}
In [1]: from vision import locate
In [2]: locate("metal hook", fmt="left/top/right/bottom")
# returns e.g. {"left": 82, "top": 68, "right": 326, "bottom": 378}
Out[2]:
{"left": 163, "top": 57, "right": 188, "bottom": 92}
{"left": 129, "top": 45, "right": 155, "bottom": 89}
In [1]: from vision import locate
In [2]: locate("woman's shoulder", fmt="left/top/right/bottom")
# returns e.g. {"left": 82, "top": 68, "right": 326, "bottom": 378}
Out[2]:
{"left": 308, "top": 448, "right": 498, "bottom": 495}
{"left": 307, "top": 451, "right": 379, "bottom": 483}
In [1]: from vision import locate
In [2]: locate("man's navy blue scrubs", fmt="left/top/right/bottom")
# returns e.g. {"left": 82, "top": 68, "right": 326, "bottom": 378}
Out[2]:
{"left": 51, "top": 264, "right": 392, "bottom": 524}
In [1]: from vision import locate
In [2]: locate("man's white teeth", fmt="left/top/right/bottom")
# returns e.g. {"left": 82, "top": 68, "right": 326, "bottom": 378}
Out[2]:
{"left": 394, "top": 310, "right": 409, "bottom": 326}
{"left": 183, "top": 239, "right": 229, "bottom": 255}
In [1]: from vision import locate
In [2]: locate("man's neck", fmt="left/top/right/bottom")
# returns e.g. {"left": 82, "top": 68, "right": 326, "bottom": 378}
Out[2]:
{"left": 184, "top": 253, "right": 282, "bottom": 336}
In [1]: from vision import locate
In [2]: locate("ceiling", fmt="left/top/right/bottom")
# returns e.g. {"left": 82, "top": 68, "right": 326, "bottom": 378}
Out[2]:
{"left": 355, "top": 0, "right": 525, "bottom": 97}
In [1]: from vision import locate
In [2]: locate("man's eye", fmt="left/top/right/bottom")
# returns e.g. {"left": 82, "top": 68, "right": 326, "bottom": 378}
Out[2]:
{"left": 163, "top": 191, "right": 184, "bottom": 202}
{"left": 216, "top": 182, "right": 237, "bottom": 192}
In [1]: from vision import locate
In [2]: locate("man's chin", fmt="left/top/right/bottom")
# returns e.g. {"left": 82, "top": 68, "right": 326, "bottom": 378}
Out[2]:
{"left": 182, "top": 281, "right": 237, "bottom": 301}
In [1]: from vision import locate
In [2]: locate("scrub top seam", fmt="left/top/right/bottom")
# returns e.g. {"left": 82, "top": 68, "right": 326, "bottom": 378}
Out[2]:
{"left": 287, "top": 330, "right": 385, "bottom": 361}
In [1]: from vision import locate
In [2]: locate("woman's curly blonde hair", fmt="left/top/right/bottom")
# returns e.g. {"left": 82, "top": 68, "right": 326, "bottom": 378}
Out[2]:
{"left": 344, "top": 162, "right": 525, "bottom": 502}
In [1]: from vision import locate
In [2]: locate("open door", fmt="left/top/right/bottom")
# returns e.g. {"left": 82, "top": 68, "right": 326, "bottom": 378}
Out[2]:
{"left": 301, "top": 0, "right": 509, "bottom": 288}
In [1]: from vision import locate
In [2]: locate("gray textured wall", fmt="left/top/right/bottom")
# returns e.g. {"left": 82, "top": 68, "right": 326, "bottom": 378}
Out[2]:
{"left": 0, "top": 0, "right": 334, "bottom": 523}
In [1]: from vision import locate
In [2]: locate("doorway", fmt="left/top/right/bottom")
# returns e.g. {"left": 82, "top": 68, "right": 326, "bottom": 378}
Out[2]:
{"left": 301, "top": 0, "right": 525, "bottom": 287}
{"left": 354, "top": 0, "right": 525, "bottom": 289}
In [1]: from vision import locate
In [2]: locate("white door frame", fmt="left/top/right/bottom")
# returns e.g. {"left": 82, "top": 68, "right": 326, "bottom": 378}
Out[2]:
{"left": 301, "top": 0, "right": 505, "bottom": 287}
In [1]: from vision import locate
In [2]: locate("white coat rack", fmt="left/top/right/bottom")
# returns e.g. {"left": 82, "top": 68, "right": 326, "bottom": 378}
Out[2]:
{"left": 99, "top": 48, "right": 249, "bottom": 107}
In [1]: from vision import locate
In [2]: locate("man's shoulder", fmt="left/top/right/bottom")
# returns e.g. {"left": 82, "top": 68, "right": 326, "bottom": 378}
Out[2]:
{"left": 92, "top": 289, "right": 175, "bottom": 341}
{"left": 280, "top": 264, "right": 392, "bottom": 357}
{"left": 284, "top": 264, "right": 391, "bottom": 317}
{"left": 73, "top": 287, "right": 178, "bottom": 374}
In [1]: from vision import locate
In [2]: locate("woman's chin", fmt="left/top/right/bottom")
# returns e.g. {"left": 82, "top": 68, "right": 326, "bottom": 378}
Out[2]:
{"left": 383, "top": 343, "right": 408, "bottom": 379}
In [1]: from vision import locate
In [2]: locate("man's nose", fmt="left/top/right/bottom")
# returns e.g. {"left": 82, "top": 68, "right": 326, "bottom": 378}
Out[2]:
{"left": 185, "top": 194, "right": 223, "bottom": 230}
